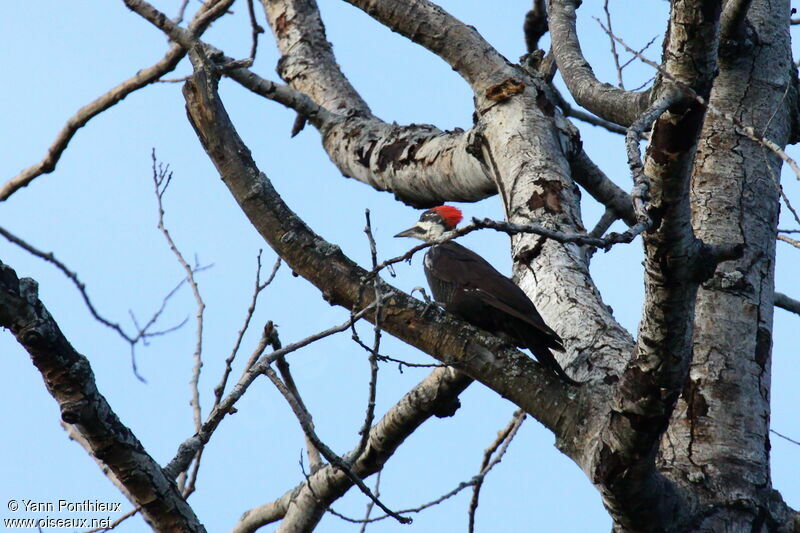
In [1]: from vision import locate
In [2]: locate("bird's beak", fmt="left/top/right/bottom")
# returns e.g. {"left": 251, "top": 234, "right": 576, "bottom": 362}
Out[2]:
{"left": 394, "top": 225, "right": 420, "bottom": 238}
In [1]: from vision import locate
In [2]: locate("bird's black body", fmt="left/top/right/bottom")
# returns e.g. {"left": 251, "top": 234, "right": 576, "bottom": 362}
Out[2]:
{"left": 424, "top": 241, "right": 577, "bottom": 385}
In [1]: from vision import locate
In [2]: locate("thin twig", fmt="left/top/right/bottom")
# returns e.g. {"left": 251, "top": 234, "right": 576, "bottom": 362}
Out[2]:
{"left": 213, "top": 252, "right": 281, "bottom": 405}
{"left": 770, "top": 429, "right": 800, "bottom": 446}
{"left": 164, "top": 305, "right": 378, "bottom": 479}
{"left": 264, "top": 364, "right": 411, "bottom": 524}
{"left": 173, "top": 0, "right": 191, "bottom": 24}
{"left": 359, "top": 471, "right": 382, "bottom": 533}
{"left": 468, "top": 410, "right": 526, "bottom": 532}
{"left": 275, "top": 340, "right": 325, "bottom": 472}
{"left": 329, "top": 411, "right": 526, "bottom": 526}
{"left": 355, "top": 209, "right": 381, "bottom": 459}
{"left": 0, "top": 224, "right": 200, "bottom": 381}
{"left": 777, "top": 234, "right": 800, "bottom": 249}
{"left": 583, "top": 208, "right": 619, "bottom": 262}
{"left": 82, "top": 508, "right": 139, "bottom": 533}
{"left": 150, "top": 151, "right": 205, "bottom": 488}
{"left": 245, "top": 0, "right": 265, "bottom": 61}
{"left": 364, "top": 213, "right": 650, "bottom": 286}
{"left": 0, "top": 0, "right": 233, "bottom": 201}
{"left": 603, "top": 0, "right": 625, "bottom": 89}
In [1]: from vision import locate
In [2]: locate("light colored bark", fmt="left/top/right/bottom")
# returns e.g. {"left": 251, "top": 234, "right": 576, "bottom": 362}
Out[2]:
{"left": 658, "top": 0, "right": 796, "bottom": 528}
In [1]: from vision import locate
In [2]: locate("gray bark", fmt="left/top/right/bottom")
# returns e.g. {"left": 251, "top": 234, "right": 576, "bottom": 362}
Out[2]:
{"left": 2, "top": 0, "right": 799, "bottom": 531}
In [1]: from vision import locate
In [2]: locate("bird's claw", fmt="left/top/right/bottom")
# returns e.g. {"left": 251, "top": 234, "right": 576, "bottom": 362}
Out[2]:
{"left": 411, "top": 287, "right": 445, "bottom": 316}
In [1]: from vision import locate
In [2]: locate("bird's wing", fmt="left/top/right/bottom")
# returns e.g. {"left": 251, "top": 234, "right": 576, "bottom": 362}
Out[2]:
{"left": 430, "top": 242, "right": 564, "bottom": 350}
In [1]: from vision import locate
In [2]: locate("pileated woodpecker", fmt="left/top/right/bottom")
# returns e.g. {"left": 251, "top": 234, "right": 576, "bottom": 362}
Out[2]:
{"left": 395, "top": 205, "right": 579, "bottom": 385}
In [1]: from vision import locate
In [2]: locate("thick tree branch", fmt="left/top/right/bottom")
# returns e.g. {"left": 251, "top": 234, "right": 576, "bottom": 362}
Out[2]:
{"left": 263, "top": 365, "right": 410, "bottom": 527}
{"left": 181, "top": 49, "right": 578, "bottom": 435}
{"left": 127, "top": 0, "right": 497, "bottom": 207}
{"left": 0, "top": 261, "right": 205, "bottom": 532}
{"left": 342, "top": 0, "right": 513, "bottom": 92}
{"left": 261, "top": 0, "right": 498, "bottom": 205}
{"left": 260, "top": 0, "right": 370, "bottom": 115}
{"left": 590, "top": 2, "right": 729, "bottom": 529}
{"left": 232, "top": 367, "right": 472, "bottom": 533}
{"left": 548, "top": 0, "right": 651, "bottom": 126}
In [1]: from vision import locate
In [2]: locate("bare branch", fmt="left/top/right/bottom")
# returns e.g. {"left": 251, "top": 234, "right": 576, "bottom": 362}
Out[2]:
{"left": 771, "top": 429, "right": 800, "bottom": 446}
{"left": 570, "top": 149, "right": 637, "bottom": 225}
{"left": 0, "top": 224, "right": 199, "bottom": 380}
{"left": 0, "top": 225, "right": 138, "bottom": 343}
{"left": 778, "top": 234, "right": 800, "bottom": 249}
{"left": 720, "top": 0, "right": 753, "bottom": 39}
{"left": 775, "top": 292, "right": 800, "bottom": 315}
{"left": 355, "top": 210, "right": 382, "bottom": 459}
{"left": 327, "top": 410, "right": 526, "bottom": 527}
{"left": 263, "top": 364, "right": 410, "bottom": 525}
{"left": 213, "top": 253, "right": 281, "bottom": 405}
{"left": 524, "top": 0, "right": 548, "bottom": 53}
{"left": 358, "top": 471, "right": 382, "bottom": 533}
{"left": 262, "top": 0, "right": 502, "bottom": 207}
{"left": 150, "top": 152, "right": 206, "bottom": 492}
{"left": 624, "top": 86, "right": 685, "bottom": 231}
{"left": 260, "top": 0, "right": 369, "bottom": 114}
{"left": 341, "top": 0, "right": 511, "bottom": 91}
{"left": 548, "top": 0, "right": 651, "bottom": 126}
{"left": 0, "top": 261, "right": 205, "bottom": 532}
{"left": 468, "top": 410, "right": 526, "bottom": 532}
{"left": 0, "top": 0, "right": 233, "bottom": 201}
{"left": 245, "top": 0, "right": 265, "bottom": 61}
{"left": 234, "top": 367, "right": 472, "bottom": 533}
{"left": 602, "top": 0, "right": 625, "bottom": 89}
{"left": 274, "top": 339, "right": 325, "bottom": 473}
{"left": 164, "top": 307, "right": 376, "bottom": 480}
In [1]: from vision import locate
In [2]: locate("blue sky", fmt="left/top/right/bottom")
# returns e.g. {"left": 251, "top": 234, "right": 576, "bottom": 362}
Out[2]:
{"left": 1, "top": 1, "right": 798, "bottom": 531}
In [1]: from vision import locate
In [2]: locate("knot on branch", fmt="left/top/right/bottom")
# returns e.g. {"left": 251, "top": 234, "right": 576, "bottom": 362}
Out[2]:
{"left": 692, "top": 241, "right": 744, "bottom": 282}
{"left": 60, "top": 399, "right": 90, "bottom": 424}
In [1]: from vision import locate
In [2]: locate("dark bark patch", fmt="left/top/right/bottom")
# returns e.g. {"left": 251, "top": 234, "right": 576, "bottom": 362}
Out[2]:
{"left": 376, "top": 138, "right": 423, "bottom": 172}
{"left": 485, "top": 78, "right": 525, "bottom": 102}
{"left": 754, "top": 327, "right": 771, "bottom": 371}
{"left": 535, "top": 89, "right": 555, "bottom": 117}
{"left": 683, "top": 377, "right": 709, "bottom": 419}
{"left": 274, "top": 12, "right": 290, "bottom": 38}
{"left": 649, "top": 103, "right": 706, "bottom": 165}
{"left": 355, "top": 140, "right": 377, "bottom": 168}
{"left": 700, "top": 0, "right": 722, "bottom": 23}
{"left": 528, "top": 179, "right": 563, "bottom": 213}
{"left": 595, "top": 438, "right": 626, "bottom": 484}
{"left": 515, "top": 237, "right": 546, "bottom": 265}
{"left": 376, "top": 139, "right": 409, "bottom": 172}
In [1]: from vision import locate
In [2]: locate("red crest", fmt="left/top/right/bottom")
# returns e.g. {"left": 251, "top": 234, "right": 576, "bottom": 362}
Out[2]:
{"left": 431, "top": 205, "right": 463, "bottom": 228}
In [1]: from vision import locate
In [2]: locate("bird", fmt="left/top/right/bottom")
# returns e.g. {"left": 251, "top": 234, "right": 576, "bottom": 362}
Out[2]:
{"left": 395, "top": 205, "right": 579, "bottom": 385}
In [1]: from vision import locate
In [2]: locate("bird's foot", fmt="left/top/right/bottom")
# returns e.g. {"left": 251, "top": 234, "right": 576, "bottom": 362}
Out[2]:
{"left": 411, "top": 287, "right": 445, "bottom": 315}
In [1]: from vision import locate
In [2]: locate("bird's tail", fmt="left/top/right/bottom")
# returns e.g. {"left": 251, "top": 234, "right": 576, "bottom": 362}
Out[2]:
{"left": 514, "top": 325, "right": 581, "bottom": 386}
